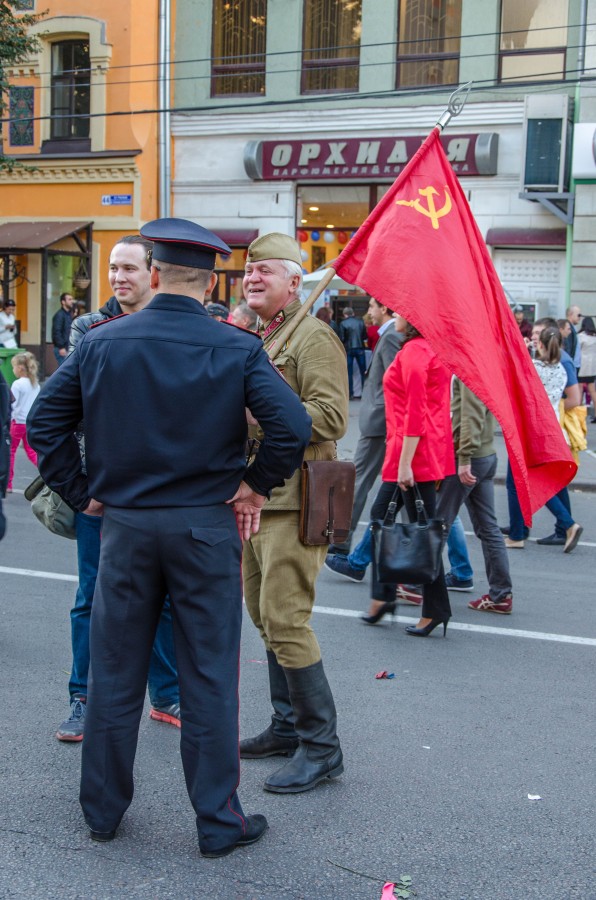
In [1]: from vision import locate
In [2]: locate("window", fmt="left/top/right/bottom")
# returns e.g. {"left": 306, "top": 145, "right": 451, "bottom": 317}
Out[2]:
{"left": 302, "top": 0, "right": 362, "bottom": 94}
{"left": 50, "top": 40, "right": 90, "bottom": 139}
{"left": 500, "top": 0, "right": 568, "bottom": 83}
{"left": 211, "top": 1, "right": 267, "bottom": 96}
{"left": 397, "top": 0, "right": 461, "bottom": 89}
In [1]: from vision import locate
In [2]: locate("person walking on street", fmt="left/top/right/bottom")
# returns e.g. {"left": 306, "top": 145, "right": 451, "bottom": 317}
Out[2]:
{"left": 436, "top": 379, "right": 514, "bottom": 615}
{"left": 240, "top": 233, "right": 349, "bottom": 794}
{"left": 326, "top": 298, "right": 401, "bottom": 561}
{"left": 577, "top": 315, "right": 596, "bottom": 422}
{"left": 51, "top": 292, "right": 75, "bottom": 365}
{"left": 6, "top": 352, "right": 39, "bottom": 492}
{"left": 28, "top": 218, "right": 312, "bottom": 856}
{"left": 339, "top": 306, "right": 367, "bottom": 399}
{"left": 564, "top": 305, "right": 582, "bottom": 373}
{"left": 55, "top": 235, "right": 182, "bottom": 743}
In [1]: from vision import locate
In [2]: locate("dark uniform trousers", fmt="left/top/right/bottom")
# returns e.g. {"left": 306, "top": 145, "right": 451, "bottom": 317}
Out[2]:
{"left": 80, "top": 503, "right": 246, "bottom": 854}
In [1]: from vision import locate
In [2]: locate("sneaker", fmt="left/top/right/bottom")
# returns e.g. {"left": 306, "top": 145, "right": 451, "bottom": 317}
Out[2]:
{"left": 536, "top": 533, "right": 565, "bottom": 546}
{"left": 324, "top": 554, "right": 366, "bottom": 582}
{"left": 396, "top": 583, "right": 423, "bottom": 605}
{"left": 468, "top": 594, "right": 512, "bottom": 614}
{"left": 149, "top": 702, "right": 181, "bottom": 727}
{"left": 445, "top": 573, "right": 474, "bottom": 592}
{"left": 504, "top": 537, "right": 524, "bottom": 549}
{"left": 56, "top": 696, "right": 86, "bottom": 742}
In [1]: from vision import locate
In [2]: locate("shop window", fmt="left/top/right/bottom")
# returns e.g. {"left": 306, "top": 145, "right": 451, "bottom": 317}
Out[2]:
{"left": 397, "top": 0, "right": 461, "bottom": 89}
{"left": 50, "top": 40, "right": 91, "bottom": 140}
{"left": 301, "top": 0, "right": 362, "bottom": 94}
{"left": 211, "top": 0, "right": 267, "bottom": 96}
{"left": 499, "top": 0, "right": 567, "bottom": 83}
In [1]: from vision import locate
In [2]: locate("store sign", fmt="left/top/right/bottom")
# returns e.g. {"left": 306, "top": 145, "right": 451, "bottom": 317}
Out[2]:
{"left": 244, "top": 133, "right": 498, "bottom": 181}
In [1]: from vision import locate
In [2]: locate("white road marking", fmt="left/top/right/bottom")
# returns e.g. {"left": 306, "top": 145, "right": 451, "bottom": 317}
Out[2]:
{"left": 313, "top": 606, "right": 596, "bottom": 646}
{"left": 1, "top": 565, "right": 594, "bottom": 647}
{"left": 0, "top": 566, "right": 78, "bottom": 582}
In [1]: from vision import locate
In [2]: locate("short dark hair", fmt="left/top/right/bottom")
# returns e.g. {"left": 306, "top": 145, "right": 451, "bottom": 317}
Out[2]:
{"left": 59, "top": 292, "right": 73, "bottom": 303}
{"left": 113, "top": 234, "right": 154, "bottom": 270}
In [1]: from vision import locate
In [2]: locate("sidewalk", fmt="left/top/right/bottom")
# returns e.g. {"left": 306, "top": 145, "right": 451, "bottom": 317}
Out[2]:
{"left": 340, "top": 400, "right": 596, "bottom": 492}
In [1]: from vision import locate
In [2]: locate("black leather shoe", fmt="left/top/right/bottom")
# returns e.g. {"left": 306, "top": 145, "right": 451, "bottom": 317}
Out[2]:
{"left": 264, "top": 745, "right": 344, "bottom": 793}
{"left": 240, "top": 724, "right": 298, "bottom": 758}
{"left": 200, "top": 814, "right": 268, "bottom": 858}
{"left": 90, "top": 828, "right": 117, "bottom": 842}
{"left": 536, "top": 533, "right": 565, "bottom": 546}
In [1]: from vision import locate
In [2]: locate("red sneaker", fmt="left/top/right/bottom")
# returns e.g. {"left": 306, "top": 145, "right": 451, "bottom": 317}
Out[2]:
{"left": 396, "top": 584, "right": 423, "bottom": 605}
{"left": 468, "top": 594, "right": 512, "bottom": 615}
{"left": 149, "top": 703, "right": 181, "bottom": 727}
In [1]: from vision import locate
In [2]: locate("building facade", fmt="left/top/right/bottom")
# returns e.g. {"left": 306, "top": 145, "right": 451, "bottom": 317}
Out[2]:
{"left": 172, "top": 0, "right": 594, "bottom": 321}
{"left": 0, "top": 0, "right": 162, "bottom": 374}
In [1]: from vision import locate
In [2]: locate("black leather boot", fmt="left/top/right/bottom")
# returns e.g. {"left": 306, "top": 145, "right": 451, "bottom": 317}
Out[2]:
{"left": 264, "top": 660, "right": 344, "bottom": 793}
{"left": 240, "top": 650, "right": 299, "bottom": 758}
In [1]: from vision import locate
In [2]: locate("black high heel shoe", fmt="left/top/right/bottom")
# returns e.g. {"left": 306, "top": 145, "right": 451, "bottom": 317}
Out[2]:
{"left": 405, "top": 618, "right": 449, "bottom": 637}
{"left": 361, "top": 601, "right": 396, "bottom": 625}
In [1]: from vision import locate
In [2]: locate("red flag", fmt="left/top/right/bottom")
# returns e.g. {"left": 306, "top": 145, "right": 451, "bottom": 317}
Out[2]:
{"left": 335, "top": 127, "right": 576, "bottom": 524}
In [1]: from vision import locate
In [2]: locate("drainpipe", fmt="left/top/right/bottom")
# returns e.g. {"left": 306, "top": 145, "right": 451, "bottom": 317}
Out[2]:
{"left": 158, "top": 0, "right": 171, "bottom": 218}
{"left": 577, "top": 0, "right": 587, "bottom": 77}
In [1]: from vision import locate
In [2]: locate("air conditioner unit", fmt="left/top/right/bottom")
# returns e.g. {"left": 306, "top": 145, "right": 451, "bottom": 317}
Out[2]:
{"left": 521, "top": 94, "right": 571, "bottom": 193}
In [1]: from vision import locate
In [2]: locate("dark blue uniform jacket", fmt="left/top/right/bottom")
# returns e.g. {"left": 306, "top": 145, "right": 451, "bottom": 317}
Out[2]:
{"left": 28, "top": 293, "right": 312, "bottom": 512}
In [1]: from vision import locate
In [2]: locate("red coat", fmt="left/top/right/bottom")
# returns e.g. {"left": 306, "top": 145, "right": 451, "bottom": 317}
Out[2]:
{"left": 381, "top": 337, "right": 454, "bottom": 483}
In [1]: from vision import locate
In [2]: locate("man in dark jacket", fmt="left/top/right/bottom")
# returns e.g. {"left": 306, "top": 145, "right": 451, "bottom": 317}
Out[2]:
{"left": 339, "top": 306, "right": 367, "bottom": 399}
{"left": 54, "top": 235, "right": 181, "bottom": 743}
{"left": 51, "top": 292, "right": 75, "bottom": 365}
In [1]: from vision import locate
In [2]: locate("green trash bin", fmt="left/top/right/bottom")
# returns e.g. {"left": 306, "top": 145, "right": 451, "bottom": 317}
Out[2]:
{"left": 0, "top": 347, "right": 21, "bottom": 386}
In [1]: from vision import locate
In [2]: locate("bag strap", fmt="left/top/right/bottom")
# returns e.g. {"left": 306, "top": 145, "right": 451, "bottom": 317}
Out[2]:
{"left": 382, "top": 482, "right": 429, "bottom": 527}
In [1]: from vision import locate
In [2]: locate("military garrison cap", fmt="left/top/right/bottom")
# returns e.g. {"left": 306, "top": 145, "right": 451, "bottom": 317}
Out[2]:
{"left": 205, "top": 303, "right": 230, "bottom": 319}
{"left": 247, "top": 233, "right": 302, "bottom": 267}
{"left": 140, "top": 218, "right": 231, "bottom": 270}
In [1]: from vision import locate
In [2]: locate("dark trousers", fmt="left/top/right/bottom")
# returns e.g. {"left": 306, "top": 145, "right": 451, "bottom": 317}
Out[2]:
{"left": 80, "top": 504, "right": 245, "bottom": 854}
{"left": 370, "top": 480, "right": 451, "bottom": 620}
{"left": 347, "top": 348, "right": 367, "bottom": 398}
{"left": 71, "top": 511, "right": 178, "bottom": 705}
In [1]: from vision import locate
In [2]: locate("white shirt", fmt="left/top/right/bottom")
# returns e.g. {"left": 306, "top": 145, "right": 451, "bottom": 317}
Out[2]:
{"left": 0, "top": 310, "right": 17, "bottom": 348}
{"left": 10, "top": 377, "right": 40, "bottom": 424}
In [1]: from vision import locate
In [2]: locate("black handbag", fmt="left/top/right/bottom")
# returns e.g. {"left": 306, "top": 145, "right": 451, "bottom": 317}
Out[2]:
{"left": 371, "top": 484, "right": 446, "bottom": 585}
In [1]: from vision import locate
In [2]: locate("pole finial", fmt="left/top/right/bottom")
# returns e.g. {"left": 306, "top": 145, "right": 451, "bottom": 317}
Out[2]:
{"left": 436, "top": 81, "right": 473, "bottom": 131}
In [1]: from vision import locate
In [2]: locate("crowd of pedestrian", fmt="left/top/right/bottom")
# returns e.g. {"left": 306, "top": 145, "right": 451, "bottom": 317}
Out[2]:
{"left": 1, "top": 220, "right": 589, "bottom": 860}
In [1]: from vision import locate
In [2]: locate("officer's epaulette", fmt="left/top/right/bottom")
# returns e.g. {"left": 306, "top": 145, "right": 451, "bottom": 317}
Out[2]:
{"left": 89, "top": 313, "right": 128, "bottom": 330}
{"left": 221, "top": 320, "right": 262, "bottom": 340}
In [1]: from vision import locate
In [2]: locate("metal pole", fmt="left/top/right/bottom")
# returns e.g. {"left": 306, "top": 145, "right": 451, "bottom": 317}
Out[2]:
{"left": 158, "top": 0, "right": 172, "bottom": 218}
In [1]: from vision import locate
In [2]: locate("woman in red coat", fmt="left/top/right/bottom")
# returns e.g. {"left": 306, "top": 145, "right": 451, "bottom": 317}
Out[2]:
{"left": 363, "top": 316, "right": 454, "bottom": 636}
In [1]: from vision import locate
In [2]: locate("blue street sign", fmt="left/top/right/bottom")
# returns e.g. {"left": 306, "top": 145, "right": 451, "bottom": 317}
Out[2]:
{"left": 101, "top": 194, "right": 133, "bottom": 206}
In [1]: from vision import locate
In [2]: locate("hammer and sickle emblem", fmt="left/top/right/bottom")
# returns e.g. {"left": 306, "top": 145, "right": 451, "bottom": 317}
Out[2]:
{"left": 395, "top": 186, "right": 452, "bottom": 230}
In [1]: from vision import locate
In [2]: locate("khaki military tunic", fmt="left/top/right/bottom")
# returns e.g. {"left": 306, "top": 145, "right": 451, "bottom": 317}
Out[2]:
{"left": 243, "top": 298, "right": 349, "bottom": 668}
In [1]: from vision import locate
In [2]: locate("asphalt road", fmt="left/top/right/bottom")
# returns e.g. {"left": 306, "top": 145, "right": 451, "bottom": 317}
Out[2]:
{"left": 1, "top": 410, "right": 595, "bottom": 900}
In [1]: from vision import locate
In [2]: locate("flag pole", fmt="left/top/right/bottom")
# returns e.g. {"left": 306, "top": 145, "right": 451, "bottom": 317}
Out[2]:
{"left": 268, "top": 266, "right": 337, "bottom": 360}
{"left": 435, "top": 81, "right": 473, "bottom": 131}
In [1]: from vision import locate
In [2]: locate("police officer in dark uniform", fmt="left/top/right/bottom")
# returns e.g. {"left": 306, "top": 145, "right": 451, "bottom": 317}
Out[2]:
{"left": 27, "top": 218, "right": 312, "bottom": 858}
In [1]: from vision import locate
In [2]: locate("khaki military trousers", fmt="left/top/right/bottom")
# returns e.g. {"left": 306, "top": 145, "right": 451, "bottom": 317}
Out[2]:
{"left": 243, "top": 510, "right": 327, "bottom": 669}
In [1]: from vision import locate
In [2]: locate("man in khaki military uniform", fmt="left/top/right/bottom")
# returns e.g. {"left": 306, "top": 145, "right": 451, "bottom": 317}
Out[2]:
{"left": 241, "top": 233, "right": 349, "bottom": 793}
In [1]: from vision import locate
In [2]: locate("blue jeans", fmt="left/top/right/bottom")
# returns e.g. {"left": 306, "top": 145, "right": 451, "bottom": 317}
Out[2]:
{"left": 447, "top": 515, "right": 474, "bottom": 580}
{"left": 505, "top": 463, "right": 530, "bottom": 541}
{"left": 545, "top": 488, "right": 574, "bottom": 534}
{"left": 348, "top": 525, "right": 371, "bottom": 570}
{"left": 347, "top": 348, "right": 366, "bottom": 398}
{"left": 53, "top": 348, "right": 66, "bottom": 366}
{"left": 70, "top": 511, "right": 179, "bottom": 706}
